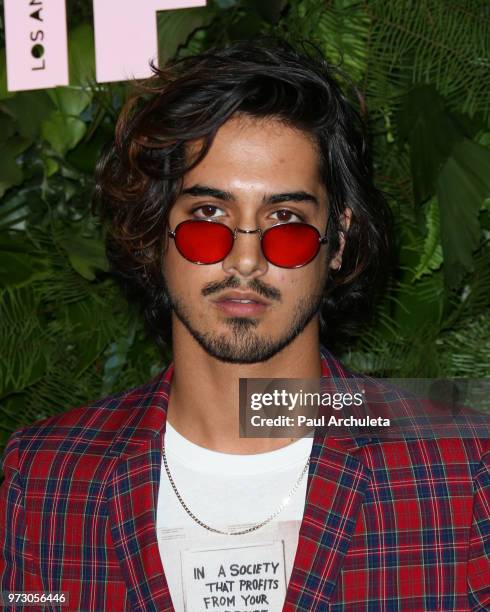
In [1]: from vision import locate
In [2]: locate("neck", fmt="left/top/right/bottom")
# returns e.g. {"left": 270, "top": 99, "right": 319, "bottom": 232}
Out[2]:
{"left": 166, "top": 318, "right": 323, "bottom": 454}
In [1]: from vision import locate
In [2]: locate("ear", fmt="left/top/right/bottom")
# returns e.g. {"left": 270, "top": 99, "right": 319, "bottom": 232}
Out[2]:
{"left": 329, "top": 207, "right": 352, "bottom": 271}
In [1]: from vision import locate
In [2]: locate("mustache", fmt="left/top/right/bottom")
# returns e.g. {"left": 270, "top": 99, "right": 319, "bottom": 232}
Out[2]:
{"left": 201, "top": 276, "right": 281, "bottom": 302}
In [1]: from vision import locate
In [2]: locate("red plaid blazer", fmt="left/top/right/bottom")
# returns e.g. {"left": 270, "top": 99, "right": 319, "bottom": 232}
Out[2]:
{"left": 1, "top": 349, "right": 489, "bottom": 611}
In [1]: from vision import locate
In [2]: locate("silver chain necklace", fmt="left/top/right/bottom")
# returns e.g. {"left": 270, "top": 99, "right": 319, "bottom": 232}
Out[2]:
{"left": 162, "top": 444, "right": 311, "bottom": 536}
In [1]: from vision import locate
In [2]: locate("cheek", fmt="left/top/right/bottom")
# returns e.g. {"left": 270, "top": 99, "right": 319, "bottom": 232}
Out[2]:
{"left": 274, "top": 269, "right": 320, "bottom": 304}
{"left": 163, "top": 247, "right": 192, "bottom": 293}
{"left": 273, "top": 271, "right": 296, "bottom": 296}
{"left": 163, "top": 247, "right": 223, "bottom": 296}
{"left": 298, "top": 269, "right": 325, "bottom": 301}
{"left": 162, "top": 247, "right": 176, "bottom": 281}
{"left": 290, "top": 262, "right": 325, "bottom": 289}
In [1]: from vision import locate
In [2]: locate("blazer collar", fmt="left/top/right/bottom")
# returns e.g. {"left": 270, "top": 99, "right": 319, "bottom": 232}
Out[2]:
{"left": 282, "top": 347, "right": 373, "bottom": 609}
{"left": 105, "top": 348, "right": 372, "bottom": 611}
{"left": 105, "top": 364, "right": 173, "bottom": 611}
{"left": 284, "top": 431, "right": 371, "bottom": 609}
{"left": 319, "top": 345, "right": 374, "bottom": 451}
{"left": 105, "top": 363, "right": 174, "bottom": 459}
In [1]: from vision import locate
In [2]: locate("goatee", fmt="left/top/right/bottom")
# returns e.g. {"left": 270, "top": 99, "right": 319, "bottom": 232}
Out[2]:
{"left": 168, "top": 293, "right": 323, "bottom": 364}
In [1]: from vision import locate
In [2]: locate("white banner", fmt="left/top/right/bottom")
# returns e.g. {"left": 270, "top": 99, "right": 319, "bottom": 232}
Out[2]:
{"left": 93, "top": 0, "right": 206, "bottom": 83}
{"left": 4, "top": 0, "right": 69, "bottom": 91}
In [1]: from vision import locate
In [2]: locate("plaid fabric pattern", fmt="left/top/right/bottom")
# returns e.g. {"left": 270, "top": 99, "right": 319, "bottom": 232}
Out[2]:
{"left": 0, "top": 349, "right": 489, "bottom": 611}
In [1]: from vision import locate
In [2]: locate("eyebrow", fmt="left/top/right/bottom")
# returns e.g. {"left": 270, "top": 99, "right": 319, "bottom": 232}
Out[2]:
{"left": 182, "top": 185, "right": 234, "bottom": 201}
{"left": 181, "top": 184, "right": 319, "bottom": 207}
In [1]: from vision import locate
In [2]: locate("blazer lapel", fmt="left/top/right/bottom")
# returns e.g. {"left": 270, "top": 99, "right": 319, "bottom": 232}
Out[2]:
{"left": 284, "top": 348, "right": 373, "bottom": 610}
{"left": 284, "top": 432, "right": 372, "bottom": 611}
{"left": 104, "top": 367, "right": 175, "bottom": 612}
{"left": 106, "top": 437, "right": 174, "bottom": 612}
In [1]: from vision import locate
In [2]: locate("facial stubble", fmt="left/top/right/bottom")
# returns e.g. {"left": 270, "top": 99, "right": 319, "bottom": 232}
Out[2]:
{"left": 164, "top": 278, "right": 325, "bottom": 364}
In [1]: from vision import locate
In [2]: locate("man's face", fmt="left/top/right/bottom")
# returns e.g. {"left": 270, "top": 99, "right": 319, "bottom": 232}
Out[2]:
{"left": 162, "top": 115, "right": 334, "bottom": 364}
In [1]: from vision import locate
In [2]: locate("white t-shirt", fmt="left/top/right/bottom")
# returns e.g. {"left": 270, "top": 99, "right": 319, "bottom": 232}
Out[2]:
{"left": 156, "top": 422, "right": 313, "bottom": 612}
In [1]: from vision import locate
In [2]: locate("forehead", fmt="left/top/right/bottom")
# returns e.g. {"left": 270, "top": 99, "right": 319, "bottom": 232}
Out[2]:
{"left": 182, "top": 115, "right": 326, "bottom": 201}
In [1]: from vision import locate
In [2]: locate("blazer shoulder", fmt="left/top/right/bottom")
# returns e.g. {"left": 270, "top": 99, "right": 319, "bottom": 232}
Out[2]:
{"left": 28, "top": 369, "right": 168, "bottom": 429}
{"left": 1, "top": 366, "right": 171, "bottom": 476}
{"left": 0, "top": 428, "right": 22, "bottom": 477}
{"left": 355, "top": 436, "right": 490, "bottom": 480}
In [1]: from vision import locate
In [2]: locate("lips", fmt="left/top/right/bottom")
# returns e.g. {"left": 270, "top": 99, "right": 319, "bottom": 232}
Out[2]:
{"left": 212, "top": 291, "right": 269, "bottom": 316}
{"left": 216, "top": 291, "right": 268, "bottom": 304}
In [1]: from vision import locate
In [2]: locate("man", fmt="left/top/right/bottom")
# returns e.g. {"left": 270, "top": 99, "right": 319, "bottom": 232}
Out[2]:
{"left": 0, "top": 41, "right": 489, "bottom": 611}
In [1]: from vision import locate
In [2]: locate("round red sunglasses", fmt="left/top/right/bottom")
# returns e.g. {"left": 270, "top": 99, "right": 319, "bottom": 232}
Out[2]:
{"left": 168, "top": 219, "right": 328, "bottom": 268}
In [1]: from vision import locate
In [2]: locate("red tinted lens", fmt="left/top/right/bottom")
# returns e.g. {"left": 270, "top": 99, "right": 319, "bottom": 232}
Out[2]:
{"left": 174, "top": 220, "right": 234, "bottom": 264}
{"left": 262, "top": 223, "right": 321, "bottom": 268}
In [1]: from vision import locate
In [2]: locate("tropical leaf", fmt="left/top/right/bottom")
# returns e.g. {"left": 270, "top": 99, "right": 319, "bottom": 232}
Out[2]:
{"left": 0, "top": 286, "right": 47, "bottom": 398}
{"left": 0, "top": 141, "right": 24, "bottom": 197}
{"left": 364, "top": 0, "right": 490, "bottom": 118}
{"left": 316, "top": 2, "right": 370, "bottom": 82}
{"left": 58, "top": 233, "right": 109, "bottom": 281}
{"left": 41, "top": 112, "right": 87, "bottom": 156}
{"left": 47, "top": 86, "right": 92, "bottom": 118}
{"left": 414, "top": 197, "right": 443, "bottom": 279}
{"left": 397, "top": 86, "right": 463, "bottom": 204}
{"left": 158, "top": 6, "right": 215, "bottom": 64}
{"left": 68, "top": 24, "right": 96, "bottom": 87}
{"left": 102, "top": 315, "right": 139, "bottom": 395}
{"left": 0, "top": 111, "right": 15, "bottom": 143}
{"left": 250, "top": 0, "right": 287, "bottom": 24}
{"left": 2, "top": 91, "right": 55, "bottom": 139}
{"left": 0, "top": 198, "right": 30, "bottom": 230}
{"left": 0, "top": 49, "right": 14, "bottom": 101}
{"left": 439, "top": 312, "right": 490, "bottom": 377}
{"left": 437, "top": 138, "right": 490, "bottom": 286}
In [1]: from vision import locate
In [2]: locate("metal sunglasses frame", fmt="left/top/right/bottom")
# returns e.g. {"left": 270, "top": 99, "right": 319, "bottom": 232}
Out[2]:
{"left": 168, "top": 218, "right": 329, "bottom": 268}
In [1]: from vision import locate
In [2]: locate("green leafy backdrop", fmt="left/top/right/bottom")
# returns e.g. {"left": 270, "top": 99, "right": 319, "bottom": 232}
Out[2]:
{"left": 1, "top": 0, "right": 489, "bottom": 451}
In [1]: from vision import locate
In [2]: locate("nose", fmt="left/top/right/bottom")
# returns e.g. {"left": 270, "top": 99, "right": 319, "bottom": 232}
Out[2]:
{"left": 221, "top": 227, "right": 268, "bottom": 279}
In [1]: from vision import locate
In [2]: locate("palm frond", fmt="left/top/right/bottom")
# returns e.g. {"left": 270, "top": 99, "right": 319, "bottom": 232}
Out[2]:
{"left": 364, "top": 0, "right": 490, "bottom": 119}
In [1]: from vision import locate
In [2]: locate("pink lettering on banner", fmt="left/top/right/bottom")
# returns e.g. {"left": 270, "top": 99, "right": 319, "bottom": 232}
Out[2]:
{"left": 93, "top": 0, "right": 207, "bottom": 83}
{"left": 3, "top": 0, "right": 69, "bottom": 91}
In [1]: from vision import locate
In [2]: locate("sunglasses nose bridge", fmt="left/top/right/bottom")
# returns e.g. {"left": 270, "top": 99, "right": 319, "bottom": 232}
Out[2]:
{"left": 220, "top": 226, "right": 268, "bottom": 276}
{"left": 233, "top": 227, "right": 263, "bottom": 239}
{"left": 230, "top": 227, "right": 265, "bottom": 260}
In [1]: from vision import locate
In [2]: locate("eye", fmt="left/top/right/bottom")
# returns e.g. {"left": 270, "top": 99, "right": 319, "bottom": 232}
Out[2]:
{"left": 271, "top": 209, "right": 304, "bottom": 223}
{"left": 192, "top": 205, "right": 225, "bottom": 219}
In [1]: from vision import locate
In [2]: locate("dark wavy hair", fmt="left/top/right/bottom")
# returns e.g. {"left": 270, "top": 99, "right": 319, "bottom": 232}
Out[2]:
{"left": 94, "top": 40, "right": 393, "bottom": 351}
